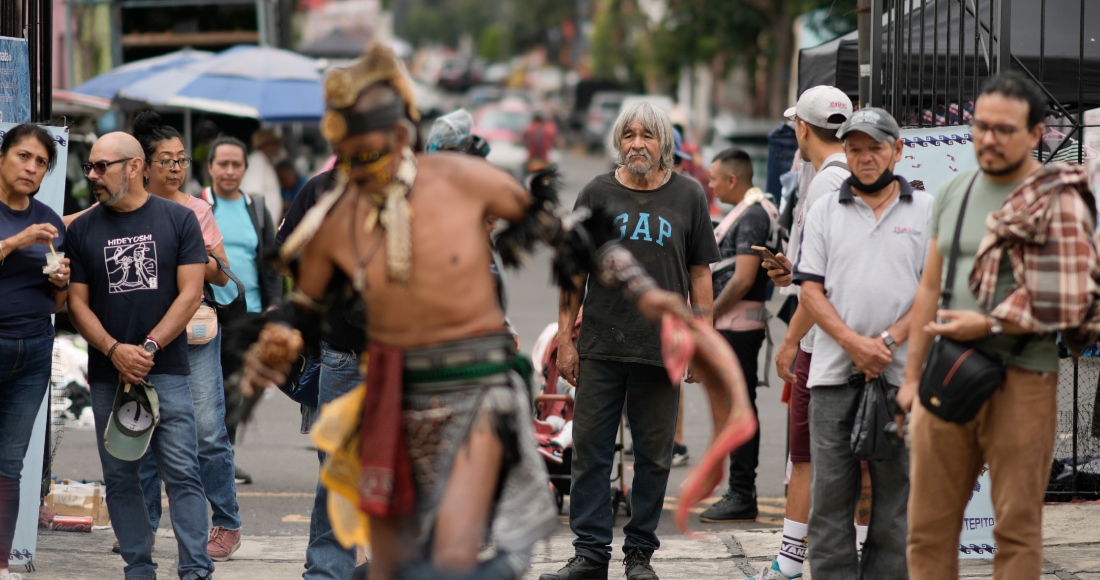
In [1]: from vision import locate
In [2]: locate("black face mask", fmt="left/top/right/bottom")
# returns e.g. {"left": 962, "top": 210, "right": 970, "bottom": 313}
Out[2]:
{"left": 847, "top": 169, "right": 896, "bottom": 194}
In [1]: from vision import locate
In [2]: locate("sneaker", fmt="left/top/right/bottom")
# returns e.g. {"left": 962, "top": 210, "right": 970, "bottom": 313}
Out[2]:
{"left": 538, "top": 554, "right": 609, "bottom": 580}
{"left": 112, "top": 535, "right": 155, "bottom": 554}
{"left": 0, "top": 569, "right": 24, "bottom": 580}
{"left": 622, "top": 548, "right": 658, "bottom": 580}
{"left": 698, "top": 491, "right": 758, "bottom": 523}
{"left": 749, "top": 558, "right": 801, "bottom": 579}
{"left": 234, "top": 465, "right": 253, "bottom": 485}
{"left": 671, "top": 443, "right": 689, "bottom": 467}
{"left": 207, "top": 525, "right": 242, "bottom": 561}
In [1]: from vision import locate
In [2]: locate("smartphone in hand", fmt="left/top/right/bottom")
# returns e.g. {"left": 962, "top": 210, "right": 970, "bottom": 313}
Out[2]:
{"left": 751, "top": 245, "right": 791, "bottom": 275}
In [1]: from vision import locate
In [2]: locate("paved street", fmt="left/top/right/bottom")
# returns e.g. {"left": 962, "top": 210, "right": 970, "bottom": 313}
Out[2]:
{"left": 33, "top": 151, "right": 1100, "bottom": 579}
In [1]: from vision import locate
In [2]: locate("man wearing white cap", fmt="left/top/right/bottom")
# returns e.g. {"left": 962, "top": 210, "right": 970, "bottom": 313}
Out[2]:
{"left": 752, "top": 85, "right": 851, "bottom": 580}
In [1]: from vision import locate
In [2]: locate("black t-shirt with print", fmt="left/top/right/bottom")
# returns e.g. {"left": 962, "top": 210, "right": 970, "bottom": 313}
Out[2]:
{"left": 575, "top": 171, "right": 720, "bottom": 366}
{"left": 713, "top": 203, "right": 771, "bottom": 303}
{"left": 68, "top": 195, "right": 209, "bottom": 382}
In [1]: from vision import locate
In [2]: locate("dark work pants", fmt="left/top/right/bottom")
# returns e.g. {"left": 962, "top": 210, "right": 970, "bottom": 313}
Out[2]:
{"left": 570, "top": 358, "right": 679, "bottom": 563}
{"left": 719, "top": 329, "right": 766, "bottom": 498}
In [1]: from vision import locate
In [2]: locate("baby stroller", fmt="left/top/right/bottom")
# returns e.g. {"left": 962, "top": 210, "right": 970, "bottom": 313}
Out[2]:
{"left": 531, "top": 318, "right": 632, "bottom": 520}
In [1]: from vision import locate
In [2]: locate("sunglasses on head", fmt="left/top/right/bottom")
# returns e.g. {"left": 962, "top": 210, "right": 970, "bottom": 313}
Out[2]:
{"left": 81, "top": 157, "right": 134, "bottom": 177}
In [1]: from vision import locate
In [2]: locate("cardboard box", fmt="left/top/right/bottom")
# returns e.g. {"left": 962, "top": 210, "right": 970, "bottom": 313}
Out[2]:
{"left": 46, "top": 480, "right": 110, "bottom": 527}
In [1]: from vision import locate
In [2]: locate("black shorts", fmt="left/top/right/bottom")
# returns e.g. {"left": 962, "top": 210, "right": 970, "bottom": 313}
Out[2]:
{"left": 789, "top": 347, "right": 812, "bottom": 463}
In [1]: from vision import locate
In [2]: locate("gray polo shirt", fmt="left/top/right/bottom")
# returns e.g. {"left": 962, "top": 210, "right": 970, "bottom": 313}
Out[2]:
{"left": 792, "top": 178, "right": 933, "bottom": 387}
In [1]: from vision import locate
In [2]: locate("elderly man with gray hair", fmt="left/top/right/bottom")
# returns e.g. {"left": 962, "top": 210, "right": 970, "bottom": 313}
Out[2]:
{"left": 544, "top": 102, "right": 720, "bottom": 580}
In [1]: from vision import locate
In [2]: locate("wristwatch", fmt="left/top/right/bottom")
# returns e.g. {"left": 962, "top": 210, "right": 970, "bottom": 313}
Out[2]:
{"left": 988, "top": 317, "right": 1004, "bottom": 336}
{"left": 143, "top": 336, "right": 161, "bottom": 355}
{"left": 880, "top": 331, "right": 898, "bottom": 353}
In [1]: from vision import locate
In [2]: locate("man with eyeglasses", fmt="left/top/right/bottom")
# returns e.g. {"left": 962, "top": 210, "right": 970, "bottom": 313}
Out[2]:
{"left": 66, "top": 132, "right": 215, "bottom": 580}
{"left": 197, "top": 135, "right": 283, "bottom": 484}
{"left": 899, "top": 72, "right": 1100, "bottom": 578}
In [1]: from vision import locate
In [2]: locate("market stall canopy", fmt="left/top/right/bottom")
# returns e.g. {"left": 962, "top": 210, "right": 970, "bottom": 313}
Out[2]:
{"left": 71, "top": 48, "right": 213, "bottom": 100}
{"left": 798, "top": 0, "right": 1100, "bottom": 111}
{"left": 117, "top": 45, "right": 324, "bottom": 122}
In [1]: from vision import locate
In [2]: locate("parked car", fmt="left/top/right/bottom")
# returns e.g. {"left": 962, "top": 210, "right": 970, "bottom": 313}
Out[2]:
{"left": 583, "top": 91, "right": 629, "bottom": 151}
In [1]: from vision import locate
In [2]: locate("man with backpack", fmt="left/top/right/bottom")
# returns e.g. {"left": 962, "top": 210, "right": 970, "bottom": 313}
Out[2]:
{"left": 697, "top": 148, "right": 780, "bottom": 524}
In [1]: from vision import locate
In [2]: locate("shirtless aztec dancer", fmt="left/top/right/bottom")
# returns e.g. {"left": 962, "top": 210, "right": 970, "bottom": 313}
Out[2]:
{"left": 240, "top": 43, "right": 759, "bottom": 580}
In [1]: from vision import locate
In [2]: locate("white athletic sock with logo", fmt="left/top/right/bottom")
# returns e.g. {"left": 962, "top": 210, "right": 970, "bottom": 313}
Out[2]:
{"left": 777, "top": 518, "right": 808, "bottom": 577}
{"left": 856, "top": 524, "right": 869, "bottom": 551}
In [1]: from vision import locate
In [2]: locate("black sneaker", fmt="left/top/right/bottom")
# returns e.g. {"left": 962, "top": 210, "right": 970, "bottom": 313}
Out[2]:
{"left": 698, "top": 491, "right": 758, "bottom": 523}
{"left": 539, "top": 554, "right": 609, "bottom": 580}
{"left": 671, "top": 443, "right": 689, "bottom": 467}
{"left": 623, "top": 548, "right": 658, "bottom": 580}
{"left": 234, "top": 465, "right": 253, "bottom": 485}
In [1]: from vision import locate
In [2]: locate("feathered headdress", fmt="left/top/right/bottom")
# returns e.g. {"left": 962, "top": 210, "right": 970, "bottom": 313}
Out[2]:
{"left": 320, "top": 43, "right": 421, "bottom": 143}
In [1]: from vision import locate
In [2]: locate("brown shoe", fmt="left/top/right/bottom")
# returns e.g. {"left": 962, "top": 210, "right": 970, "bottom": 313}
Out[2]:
{"left": 207, "top": 526, "right": 241, "bottom": 561}
{"left": 113, "top": 535, "right": 155, "bottom": 554}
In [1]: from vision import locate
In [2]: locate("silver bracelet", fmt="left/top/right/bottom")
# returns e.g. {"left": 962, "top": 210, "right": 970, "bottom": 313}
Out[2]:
{"left": 0, "top": 240, "right": 6, "bottom": 263}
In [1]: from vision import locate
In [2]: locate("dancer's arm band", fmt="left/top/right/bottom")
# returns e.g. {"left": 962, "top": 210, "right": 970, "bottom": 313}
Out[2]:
{"left": 593, "top": 243, "right": 659, "bottom": 303}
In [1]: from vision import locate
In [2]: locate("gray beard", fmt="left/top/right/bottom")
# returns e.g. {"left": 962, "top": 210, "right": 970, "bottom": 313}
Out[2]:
{"left": 626, "top": 159, "right": 656, "bottom": 176}
{"left": 101, "top": 179, "right": 129, "bottom": 207}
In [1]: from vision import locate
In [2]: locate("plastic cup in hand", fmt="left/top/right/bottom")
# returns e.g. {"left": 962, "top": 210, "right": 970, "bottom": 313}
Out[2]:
{"left": 43, "top": 251, "right": 65, "bottom": 275}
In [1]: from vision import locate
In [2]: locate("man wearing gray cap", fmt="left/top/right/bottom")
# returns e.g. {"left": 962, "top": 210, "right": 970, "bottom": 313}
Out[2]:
{"left": 791, "top": 108, "right": 931, "bottom": 579}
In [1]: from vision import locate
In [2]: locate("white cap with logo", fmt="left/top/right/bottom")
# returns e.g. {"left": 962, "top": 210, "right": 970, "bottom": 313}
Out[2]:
{"left": 784, "top": 86, "right": 853, "bottom": 130}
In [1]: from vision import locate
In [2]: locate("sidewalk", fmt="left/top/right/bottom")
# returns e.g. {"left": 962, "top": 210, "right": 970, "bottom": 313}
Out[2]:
{"left": 30, "top": 503, "right": 1100, "bottom": 579}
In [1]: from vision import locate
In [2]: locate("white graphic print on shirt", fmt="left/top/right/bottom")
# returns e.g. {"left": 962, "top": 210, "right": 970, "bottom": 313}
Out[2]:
{"left": 105, "top": 235, "right": 158, "bottom": 293}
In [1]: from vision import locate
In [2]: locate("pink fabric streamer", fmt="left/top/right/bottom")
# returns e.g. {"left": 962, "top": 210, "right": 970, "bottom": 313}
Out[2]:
{"left": 661, "top": 314, "right": 759, "bottom": 536}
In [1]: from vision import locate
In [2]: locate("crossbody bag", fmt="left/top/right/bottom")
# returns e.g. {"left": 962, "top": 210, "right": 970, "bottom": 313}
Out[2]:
{"left": 918, "top": 173, "right": 1028, "bottom": 423}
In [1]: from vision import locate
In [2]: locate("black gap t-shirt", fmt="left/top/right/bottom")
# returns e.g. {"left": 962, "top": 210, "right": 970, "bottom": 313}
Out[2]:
{"left": 0, "top": 198, "right": 66, "bottom": 339}
{"left": 713, "top": 203, "right": 771, "bottom": 303}
{"left": 575, "top": 171, "right": 720, "bottom": 366}
{"left": 67, "top": 195, "right": 208, "bottom": 382}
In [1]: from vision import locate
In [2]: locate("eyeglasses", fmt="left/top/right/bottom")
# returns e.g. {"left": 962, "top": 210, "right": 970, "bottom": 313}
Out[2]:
{"left": 152, "top": 157, "right": 192, "bottom": 170}
{"left": 970, "top": 120, "right": 1025, "bottom": 143}
{"left": 81, "top": 157, "right": 134, "bottom": 177}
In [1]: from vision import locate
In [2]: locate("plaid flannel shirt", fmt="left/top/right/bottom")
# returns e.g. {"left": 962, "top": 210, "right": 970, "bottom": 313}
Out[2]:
{"left": 968, "top": 163, "right": 1100, "bottom": 346}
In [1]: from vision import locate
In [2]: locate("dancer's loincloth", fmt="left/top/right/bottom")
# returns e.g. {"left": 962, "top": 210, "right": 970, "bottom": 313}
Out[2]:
{"left": 359, "top": 331, "right": 557, "bottom": 556}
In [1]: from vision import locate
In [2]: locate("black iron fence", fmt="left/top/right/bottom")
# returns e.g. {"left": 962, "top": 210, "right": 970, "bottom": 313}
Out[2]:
{"left": 870, "top": 0, "right": 1098, "bottom": 165}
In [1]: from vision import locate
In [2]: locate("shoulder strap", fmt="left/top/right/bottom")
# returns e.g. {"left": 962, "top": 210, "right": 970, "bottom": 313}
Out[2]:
{"left": 821, "top": 160, "right": 849, "bottom": 172}
{"left": 941, "top": 173, "right": 982, "bottom": 309}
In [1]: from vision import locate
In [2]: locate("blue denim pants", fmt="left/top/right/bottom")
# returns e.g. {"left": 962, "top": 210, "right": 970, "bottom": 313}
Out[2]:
{"left": 570, "top": 358, "right": 679, "bottom": 563}
{"left": 139, "top": 333, "right": 241, "bottom": 533}
{"left": 0, "top": 329, "right": 53, "bottom": 564}
{"left": 304, "top": 343, "right": 361, "bottom": 580}
{"left": 92, "top": 373, "right": 214, "bottom": 580}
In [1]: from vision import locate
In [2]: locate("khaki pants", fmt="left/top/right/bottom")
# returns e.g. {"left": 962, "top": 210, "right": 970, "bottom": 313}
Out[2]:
{"left": 907, "top": 366, "right": 1057, "bottom": 580}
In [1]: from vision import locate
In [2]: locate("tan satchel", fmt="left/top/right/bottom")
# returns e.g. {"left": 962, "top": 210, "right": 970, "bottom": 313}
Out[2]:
{"left": 186, "top": 304, "right": 219, "bottom": 345}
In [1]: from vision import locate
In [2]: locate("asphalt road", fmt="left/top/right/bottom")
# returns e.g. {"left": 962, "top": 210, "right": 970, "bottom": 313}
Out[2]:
{"left": 50, "top": 151, "right": 791, "bottom": 545}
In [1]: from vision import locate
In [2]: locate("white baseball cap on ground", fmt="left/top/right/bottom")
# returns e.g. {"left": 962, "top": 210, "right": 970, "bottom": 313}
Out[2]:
{"left": 784, "top": 86, "right": 853, "bottom": 130}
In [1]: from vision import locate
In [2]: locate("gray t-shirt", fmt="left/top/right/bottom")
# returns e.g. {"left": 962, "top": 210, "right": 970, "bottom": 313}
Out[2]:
{"left": 793, "top": 178, "right": 933, "bottom": 387}
{"left": 929, "top": 169, "right": 1059, "bottom": 373}
{"left": 787, "top": 152, "right": 850, "bottom": 353}
{"left": 576, "top": 171, "right": 721, "bottom": 366}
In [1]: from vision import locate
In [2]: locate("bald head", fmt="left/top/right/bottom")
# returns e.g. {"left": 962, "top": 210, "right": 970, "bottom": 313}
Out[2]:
{"left": 94, "top": 131, "right": 145, "bottom": 160}
{"left": 87, "top": 132, "right": 146, "bottom": 209}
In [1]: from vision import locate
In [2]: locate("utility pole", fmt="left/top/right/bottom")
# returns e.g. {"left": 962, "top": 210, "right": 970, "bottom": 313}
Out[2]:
{"left": 857, "top": 0, "right": 871, "bottom": 108}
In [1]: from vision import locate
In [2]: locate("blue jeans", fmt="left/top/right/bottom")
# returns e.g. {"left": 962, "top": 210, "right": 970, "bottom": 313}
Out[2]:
{"left": 304, "top": 343, "right": 361, "bottom": 580}
{"left": 92, "top": 373, "right": 214, "bottom": 580}
{"left": 139, "top": 333, "right": 241, "bottom": 533}
{"left": 570, "top": 359, "right": 679, "bottom": 563}
{"left": 0, "top": 329, "right": 53, "bottom": 564}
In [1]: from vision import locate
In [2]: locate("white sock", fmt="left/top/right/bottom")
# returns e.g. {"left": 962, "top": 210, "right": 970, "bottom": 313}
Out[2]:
{"left": 777, "top": 518, "right": 808, "bottom": 577}
{"left": 856, "top": 524, "right": 869, "bottom": 550}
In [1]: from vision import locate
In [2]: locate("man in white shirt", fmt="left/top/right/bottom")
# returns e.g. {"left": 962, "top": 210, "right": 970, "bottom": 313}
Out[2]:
{"left": 750, "top": 86, "right": 851, "bottom": 580}
{"left": 239, "top": 129, "right": 284, "bottom": 220}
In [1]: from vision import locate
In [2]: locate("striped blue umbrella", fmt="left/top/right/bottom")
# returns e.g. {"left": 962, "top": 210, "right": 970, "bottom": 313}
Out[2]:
{"left": 72, "top": 48, "right": 214, "bottom": 100}
{"left": 117, "top": 45, "right": 324, "bottom": 122}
